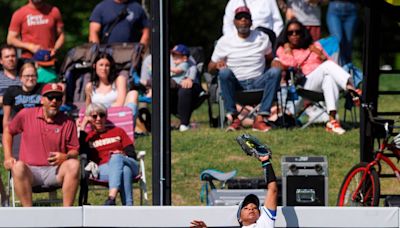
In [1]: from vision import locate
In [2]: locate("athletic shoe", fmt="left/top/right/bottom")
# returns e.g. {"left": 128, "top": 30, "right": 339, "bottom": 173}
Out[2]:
{"left": 252, "top": 116, "right": 271, "bottom": 132}
{"left": 326, "top": 120, "right": 346, "bottom": 135}
{"left": 226, "top": 118, "right": 241, "bottom": 132}
{"left": 104, "top": 197, "right": 116, "bottom": 206}
{"left": 179, "top": 124, "right": 190, "bottom": 132}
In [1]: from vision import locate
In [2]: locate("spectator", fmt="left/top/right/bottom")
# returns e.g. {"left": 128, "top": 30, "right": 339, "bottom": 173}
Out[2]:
{"left": 191, "top": 154, "right": 278, "bottom": 228}
{"left": 85, "top": 53, "right": 128, "bottom": 107}
{"left": 209, "top": 6, "right": 282, "bottom": 132}
{"left": 0, "top": 44, "right": 21, "bottom": 111}
{"left": 170, "top": 44, "right": 190, "bottom": 85}
{"left": 79, "top": 103, "right": 139, "bottom": 206}
{"left": 7, "top": 0, "right": 64, "bottom": 60}
{"left": 223, "top": 0, "right": 284, "bottom": 38}
{"left": 3, "top": 63, "right": 44, "bottom": 157}
{"left": 89, "top": 0, "right": 150, "bottom": 49}
{"left": 276, "top": 0, "right": 327, "bottom": 41}
{"left": 2, "top": 83, "right": 80, "bottom": 207}
{"left": 169, "top": 45, "right": 203, "bottom": 132}
{"left": 275, "top": 19, "right": 358, "bottom": 135}
{"left": 136, "top": 51, "right": 203, "bottom": 132}
{"left": 326, "top": 0, "right": 358, "bottom": 65}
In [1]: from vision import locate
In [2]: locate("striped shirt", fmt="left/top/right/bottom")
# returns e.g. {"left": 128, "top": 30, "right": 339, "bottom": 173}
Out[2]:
{"left": 0, "top": 71, "right": 21, "bottom": 96}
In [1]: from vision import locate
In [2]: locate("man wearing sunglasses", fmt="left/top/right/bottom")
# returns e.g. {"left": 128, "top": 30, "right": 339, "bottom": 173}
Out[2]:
{"left": 3, "top": 83, "right": 80, "bottom": 206}
{"left": 209, "top": 6, "right": 282, "bottom": 132}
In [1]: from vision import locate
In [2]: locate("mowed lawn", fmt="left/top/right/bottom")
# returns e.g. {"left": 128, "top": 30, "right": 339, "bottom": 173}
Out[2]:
{"left": 1, "top": 74, "right": 399, "bottom": 206}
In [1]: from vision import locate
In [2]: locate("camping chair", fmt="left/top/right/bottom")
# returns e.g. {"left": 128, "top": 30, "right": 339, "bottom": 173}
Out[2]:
{"left": 78, "top": 106, "right": 148, "bottom": 205}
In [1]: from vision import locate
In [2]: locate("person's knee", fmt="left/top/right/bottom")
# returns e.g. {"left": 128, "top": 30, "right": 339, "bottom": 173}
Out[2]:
{"left": 122, "top": 166, "right": 133, "bottom": 178}
{"left": 269, "top": 67, "right": 282, "bottom": 79}
{"left": 11, "top": 161, "right": 29, "bottom": 179}
{"left": 109, "top": 154, "right": 124, "bottom": 164}
{"left": 63, "top": 159, "right": 80, "bottom": 177}
{"left": 218, "top": 68, "right": 233, "bottom": 81}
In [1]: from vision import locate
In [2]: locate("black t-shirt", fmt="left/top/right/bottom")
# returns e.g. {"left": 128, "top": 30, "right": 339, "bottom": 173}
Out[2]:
{"left": 3, "top": 83, "right": 44, "bottom": 118}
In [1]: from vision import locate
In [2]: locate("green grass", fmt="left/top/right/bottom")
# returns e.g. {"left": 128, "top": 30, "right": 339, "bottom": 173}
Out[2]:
{"left": 3, "top": 74, "right": 400, "bottom": 206}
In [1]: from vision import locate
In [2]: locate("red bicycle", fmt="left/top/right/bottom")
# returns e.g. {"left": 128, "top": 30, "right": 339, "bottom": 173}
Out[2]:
{"left": 337, "top": 103, "right": 400, "bottom": 206}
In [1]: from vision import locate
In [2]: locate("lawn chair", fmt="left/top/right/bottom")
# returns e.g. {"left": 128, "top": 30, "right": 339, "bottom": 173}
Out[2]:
{"left": 77, "top": 106, "right": 148, "bottom": 205}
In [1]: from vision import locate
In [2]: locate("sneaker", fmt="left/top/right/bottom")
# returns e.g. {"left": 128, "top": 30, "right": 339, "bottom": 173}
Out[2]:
{"left": 326, "top": 120, "right": 346, "bottom": 135}
{"left": 179, "top": 124, "right": 190, "bottom": 132}
{"left": 226, "top": 118, "right": 241, "bottom": 132}
{"left": 104, "top": 197, "right": 116, "bottom": 206}
{"left": 252, "top": 116, "right": 271, "bottom": 132}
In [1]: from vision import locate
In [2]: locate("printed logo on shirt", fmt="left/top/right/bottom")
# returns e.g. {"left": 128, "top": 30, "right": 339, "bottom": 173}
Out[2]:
{"left": 90, "top": 136, "right": 121, "bottom": 148}
{"left": 15, "top": 94, "right": 41, "bottom": 108}
{"left": 27, "top": 14, "right": 49, "bottom": 26}
{"left": 126, "top": 9, "right": 135, "bottom": 22}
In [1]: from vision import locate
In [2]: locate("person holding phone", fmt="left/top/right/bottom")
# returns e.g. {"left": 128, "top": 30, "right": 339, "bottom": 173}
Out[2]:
{"left": 2, "top": 83, "right": 80, "bottom": 207}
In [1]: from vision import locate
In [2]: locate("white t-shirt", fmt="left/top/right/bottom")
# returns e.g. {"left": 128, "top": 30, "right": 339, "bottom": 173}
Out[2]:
{"left": 211, "top": 30, "right": 271, "bottom": 81}
{"left": 242, "top": 206, "right": 276, "bottom": 228}
{"left": 223, "top": 0, "right": 283, "bottom": 37}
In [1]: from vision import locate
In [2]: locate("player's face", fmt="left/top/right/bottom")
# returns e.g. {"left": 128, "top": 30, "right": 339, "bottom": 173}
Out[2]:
{"left": 240, "top": 203, "right": 260, "bottom": 225}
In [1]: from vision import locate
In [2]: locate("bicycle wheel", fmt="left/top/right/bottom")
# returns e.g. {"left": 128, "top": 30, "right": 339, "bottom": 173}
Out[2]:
{"left": 337, "top": 162, "right": 380, "bottom": 206}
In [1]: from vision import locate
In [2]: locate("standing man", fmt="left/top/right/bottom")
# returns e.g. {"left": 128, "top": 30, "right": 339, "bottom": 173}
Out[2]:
{"left": 3, "top": 83, "right": 80, "bottom": 207}
{"left": 7, "top": 0, "right": 64, "bottom": 60}
{"left": 89, "top": 0, "right": 150, "bottom": 48}
{"left": 209, "top": 6, "right": 282, "bottom": 132}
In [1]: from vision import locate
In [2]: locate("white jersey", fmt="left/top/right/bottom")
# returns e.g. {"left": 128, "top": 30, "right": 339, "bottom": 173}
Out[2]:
{"left": 211, "top": 30, "right": 271, "bottom": 81}
{"left": 223, "top": 0, "right": 283, "bottom": 37}
{"left": 242, "top": 206, "right": 276, "bottom": 228}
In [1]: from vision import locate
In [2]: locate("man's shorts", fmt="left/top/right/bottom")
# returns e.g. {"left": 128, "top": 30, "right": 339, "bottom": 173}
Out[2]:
{"left": 28, "top": 165, "right": 61, "bottom": 188}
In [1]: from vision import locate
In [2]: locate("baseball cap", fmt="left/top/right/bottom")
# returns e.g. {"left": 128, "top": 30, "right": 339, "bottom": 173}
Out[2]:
{"left": 41, "top": 83, "right": 63, "bottom": 96}
{"left": 236, "top": 194, "right": 260, "bottom": 223}
{"left": 171, "top": 44, "right": 190, "bottom": 56}
{"left": 235, "top": 6, "right": 251, "bottom": 17}
{"left": 33, "top": 49, "right": 56, "bottom": 67}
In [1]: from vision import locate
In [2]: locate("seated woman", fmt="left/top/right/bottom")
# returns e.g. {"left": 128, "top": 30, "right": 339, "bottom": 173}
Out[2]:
{"left": 276, "top": 19, "right": 358, "bottom": 135}
{"left": 85, "top": 52, "right": 138, "bottom": 116}
{"left": 80, "top": 103, "right": 139, "bottom": 206}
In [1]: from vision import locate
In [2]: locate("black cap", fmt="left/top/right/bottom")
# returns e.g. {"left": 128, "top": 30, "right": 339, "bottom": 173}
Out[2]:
{"left": 237, "top": 194, "right": 260, "bottom": 223}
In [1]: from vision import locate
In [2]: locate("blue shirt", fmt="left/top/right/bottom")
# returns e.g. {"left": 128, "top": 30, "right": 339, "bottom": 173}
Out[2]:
{"left": 90, "top": 0, "right": 149, "bottom": 44}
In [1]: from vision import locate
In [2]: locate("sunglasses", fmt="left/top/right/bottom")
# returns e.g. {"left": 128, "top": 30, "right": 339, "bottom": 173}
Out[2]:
{"left": 287, "top": 29, "right": 302, "bottom": 36}
{"left": 45, "top": 94, "right": 63, "bottom": 102}
{"left": 234, "top": 14, "right": 251, "bottom": 20}
{"left": 91, "top": 113, "right": 106, "bottom": 119}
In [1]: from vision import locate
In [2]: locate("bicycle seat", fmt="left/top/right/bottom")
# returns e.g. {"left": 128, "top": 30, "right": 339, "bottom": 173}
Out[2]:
{"left": 200, "top": 169, "right": 237, "bottom": 182}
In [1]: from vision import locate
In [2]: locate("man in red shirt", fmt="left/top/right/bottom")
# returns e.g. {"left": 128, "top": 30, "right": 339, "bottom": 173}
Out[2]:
{"left": 7, "top": 0, "right": 64, "bottom": 59}
{"left": 2, "top": 83, "right": 79, "bottom": 207}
